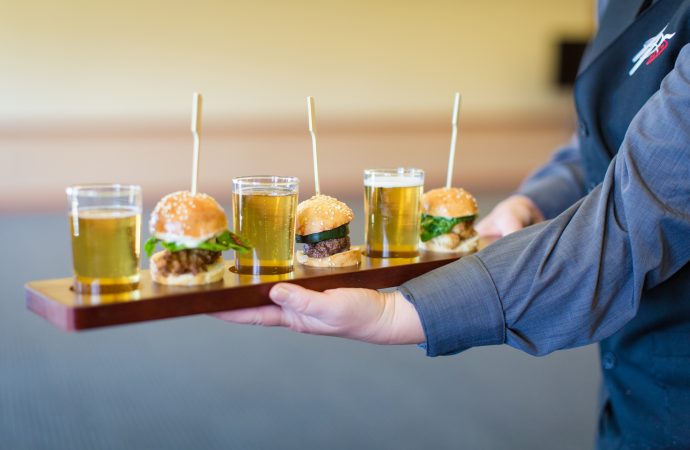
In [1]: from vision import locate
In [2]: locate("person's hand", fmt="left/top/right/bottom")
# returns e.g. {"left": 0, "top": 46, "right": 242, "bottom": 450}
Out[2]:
{"left": 212, "top": 283, "right": 425, "bottom": 345}
{"left": 476, "top": 195, "right": 545, "bottom": 237}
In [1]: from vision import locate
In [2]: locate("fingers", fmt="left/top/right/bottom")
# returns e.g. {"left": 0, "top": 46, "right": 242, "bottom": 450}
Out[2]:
{"left": 214, "top": 285, "right": 399, "bottom": 342}
{"left": 476, "top": 215, "right": 501, "bottom": 237}
{"left": 477, "top": 195, "right": 546, "bottom": 238}
{"left": 211, "top": 284, "right": 333, "bottom": 331}
{"left": 211, "top": 305, "right": 286, "bottom": 327}
{"left": 496, "top": 214, "right": 524, "bottom": 236}
{"left": 477, "top": 211, "right": 518, "bottom": 237}
{"left": 269, "top": 283, "right": 331, "bottom": 317}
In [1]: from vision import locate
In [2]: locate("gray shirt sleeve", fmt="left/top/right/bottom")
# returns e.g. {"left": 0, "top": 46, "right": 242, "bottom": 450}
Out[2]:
{"left": 401, "top": 43, "right": 690, "bottom": 357}
{"left": 516, "top": 135, "right": 586, "bottom": 219}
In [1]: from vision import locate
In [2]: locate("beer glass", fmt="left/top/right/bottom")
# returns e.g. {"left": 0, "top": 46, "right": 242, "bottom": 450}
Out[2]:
{"left": 232, "top": 176, "right": 299, "bottom": 275}
{"left": 364, "top": 168, "right": 424, "bottom": 258}
{"left": 66, "top": 184, "right": 142, "bottom": 294}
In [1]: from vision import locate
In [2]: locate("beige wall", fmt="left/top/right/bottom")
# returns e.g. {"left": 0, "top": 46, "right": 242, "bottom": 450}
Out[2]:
{"left": 1, "top": 0, "right": 592, "bottom": 211}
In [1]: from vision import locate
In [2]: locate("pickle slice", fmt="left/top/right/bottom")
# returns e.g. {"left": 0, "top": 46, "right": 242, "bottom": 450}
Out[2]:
{"left": 296, "top": 224, "right": 349, "bottom": 244}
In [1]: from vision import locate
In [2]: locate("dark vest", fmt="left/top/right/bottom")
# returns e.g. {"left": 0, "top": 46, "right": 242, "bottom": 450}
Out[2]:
{"left": 573, "top": 1, "right": 690, "bottom": 448}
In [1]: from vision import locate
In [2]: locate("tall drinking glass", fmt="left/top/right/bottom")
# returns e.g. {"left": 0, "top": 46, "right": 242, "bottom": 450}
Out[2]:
{"left": 364, "top": 168, "right": 424, "bottom": 258}
{"left": 232, "top": 176, "right": 299, "bottom": 275}
{"left": 66, "top": 184, "right": 142, "bottom": 294}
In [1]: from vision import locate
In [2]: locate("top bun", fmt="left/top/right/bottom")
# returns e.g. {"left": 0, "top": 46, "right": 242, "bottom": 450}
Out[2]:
{"left": 421, "top": 187, "right": 478, "bottom": 218}
{"left": 296, "top": 195, "right": 354, "bottom": 236}
{"left": 149, "top": 191, "right": 227, "bottom": 241}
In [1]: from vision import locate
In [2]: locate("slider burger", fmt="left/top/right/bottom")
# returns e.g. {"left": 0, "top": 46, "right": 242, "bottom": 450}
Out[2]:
{"left": 295, "top": 195, "right": 360, "bottom": 267}
{"left": 419, "top": 187, "right": 479, "bottom": 255}
{"left": 145, "top": 191, "right": 250, "bottom": 285}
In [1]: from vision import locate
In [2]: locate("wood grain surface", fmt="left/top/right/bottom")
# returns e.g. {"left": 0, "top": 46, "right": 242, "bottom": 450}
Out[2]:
{"left": 26, "top": 240, "right": 494, "bottom": 332}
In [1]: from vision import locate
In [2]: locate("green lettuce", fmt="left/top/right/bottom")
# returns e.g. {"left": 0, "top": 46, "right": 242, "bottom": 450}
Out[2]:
{"left": 145, "top": 230, "right": 251, "bottom": 258}
{"left": 420, "top": 214, "right": 476, "bottom": 242}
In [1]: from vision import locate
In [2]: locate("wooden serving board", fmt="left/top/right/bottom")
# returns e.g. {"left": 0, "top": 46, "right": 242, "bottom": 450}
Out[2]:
{"left": 25, "top": 240, "right": 490, "bottom": 332}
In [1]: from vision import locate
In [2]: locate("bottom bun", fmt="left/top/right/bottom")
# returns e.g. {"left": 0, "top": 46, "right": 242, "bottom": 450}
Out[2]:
{"left": 150, "top": 251, "right": 226, "bottom": 286}
{"left": 419, "top": 234, "right": 479, "bottom": 256}
{"left": 296, "top": 248, "right": 361, "bottom": 267}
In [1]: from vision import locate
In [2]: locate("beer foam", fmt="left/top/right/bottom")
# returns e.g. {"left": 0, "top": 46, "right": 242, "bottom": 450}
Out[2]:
{"left": 239, "top": 187, "right": 296, "bottom": 196}
{"left": 76, "top": 207, "right": 140, "bottom": 218}
{"left": 364, "top": 176, "right": 423, "bottom": 188}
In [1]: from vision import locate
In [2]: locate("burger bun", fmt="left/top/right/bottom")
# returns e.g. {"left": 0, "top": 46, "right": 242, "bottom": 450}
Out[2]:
{"left": 150, "top": 191, "right": 228, "bottom": 244}
{"left": 421, "top": 187, "right": 478, "bottom": 219}
{"left": 297, "top": 195, "right": 354, "bottom": 236}
{"left": 296, "top": 248, "right": 361, "bottom": 268}
{"left": 419, "top": 235, "right": 479, "bottom": 256}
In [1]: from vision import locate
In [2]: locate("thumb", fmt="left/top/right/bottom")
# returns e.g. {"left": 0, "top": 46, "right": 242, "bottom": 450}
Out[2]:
{"left": 269, "top": 283, "right": 328, "bottom": 316}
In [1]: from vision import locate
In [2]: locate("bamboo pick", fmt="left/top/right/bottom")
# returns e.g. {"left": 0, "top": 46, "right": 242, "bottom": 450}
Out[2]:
{"left": 307, "top": 96, "right": 320, "bottom": 195}
{"left": 445, "top": 92, "right": 461, "bottom": 189}
{"left": 191, "top": 92, "right": 202, "bottom": 195}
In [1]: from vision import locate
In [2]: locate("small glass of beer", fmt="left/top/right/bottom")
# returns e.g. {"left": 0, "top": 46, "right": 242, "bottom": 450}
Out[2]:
{"left": 232, "top": 176, "right": 299, "bottom": 275}
{"left": 364, "top": 168, "right": 424, "bottom": 258}
{"left": 66, "top": 184, "right": 142, "bottom": 294}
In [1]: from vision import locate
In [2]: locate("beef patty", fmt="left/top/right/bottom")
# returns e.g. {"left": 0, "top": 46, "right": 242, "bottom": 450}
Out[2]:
{"left": 154, "top": 249, "right": 221, "bottom": 276}
{"left": 303, "top": 236, "right": 350, "bottom": 258}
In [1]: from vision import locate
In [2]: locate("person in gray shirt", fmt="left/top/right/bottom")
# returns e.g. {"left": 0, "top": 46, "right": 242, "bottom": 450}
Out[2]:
{"left": 216, "top": 1, "right": 690, "bottom": 447}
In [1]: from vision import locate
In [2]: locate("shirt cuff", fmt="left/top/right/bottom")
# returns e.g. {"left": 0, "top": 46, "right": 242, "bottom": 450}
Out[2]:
{"left": 399, "top": 255, "right": 505, "bottom": 356}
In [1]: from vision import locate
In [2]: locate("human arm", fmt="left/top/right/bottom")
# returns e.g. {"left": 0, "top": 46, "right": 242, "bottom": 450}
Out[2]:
{"left": 515, "top": 134, "right": 587, "bottom": 220}
{"left": 216, "top": 45, "right": 690, "bottom": 356}
{"left": 403, "top": 43, "right": 690, "bottom": 356}
{"left": 476, "top": 135, "right": 586, "bottom": 237}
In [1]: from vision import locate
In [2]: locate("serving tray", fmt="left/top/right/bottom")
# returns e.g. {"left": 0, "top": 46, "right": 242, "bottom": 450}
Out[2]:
{"left": 25, "top": 240, "right": 491, "bottom": 332}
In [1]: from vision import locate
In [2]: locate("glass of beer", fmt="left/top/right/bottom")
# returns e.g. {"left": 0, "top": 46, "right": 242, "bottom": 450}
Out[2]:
{"left": 66, "top": 184, "right": 142, "bottom": 294}
{"left": 364, "top": 168, "right": 424, "bottom": 258}
{"left": 232, "top": 176, "right": 299, "bottom": 275}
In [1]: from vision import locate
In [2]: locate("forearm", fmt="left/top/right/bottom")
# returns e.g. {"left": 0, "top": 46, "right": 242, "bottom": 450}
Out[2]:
{"left": 403, "top": 44, "right": 690, "bottom": 357}
{"left": 377, "top": 291, "right": 426, "bottom": 345}
{"left": 517, "top": 135, "right": 587, "bottom": 219}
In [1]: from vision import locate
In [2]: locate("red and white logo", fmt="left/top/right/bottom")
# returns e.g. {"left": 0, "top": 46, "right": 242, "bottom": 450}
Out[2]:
{"left": 629, "top": 25, "right": 675, "bottom": 76}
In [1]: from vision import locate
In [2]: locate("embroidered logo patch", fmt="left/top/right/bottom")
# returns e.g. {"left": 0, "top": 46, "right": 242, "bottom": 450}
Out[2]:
{"left": 629, "top": 25, "right": 675, "bottom": 76}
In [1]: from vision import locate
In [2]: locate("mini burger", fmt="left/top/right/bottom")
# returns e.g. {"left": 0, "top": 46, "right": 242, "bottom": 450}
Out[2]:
{"left": 419, "top": 187, "right": 479, "bottom": 255}
{"left": 145, "top": 191, "right": 250, "bottom": 285}
{"left": 295, "top": 195, "right": 360, "bottom": 267}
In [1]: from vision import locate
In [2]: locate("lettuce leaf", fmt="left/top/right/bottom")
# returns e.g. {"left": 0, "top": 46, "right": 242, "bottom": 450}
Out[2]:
{"left": 420, "top": 214, "right": 476, "bottom": 242}
{"left": 144, "top": 230, "right": 251, "bottom": 258}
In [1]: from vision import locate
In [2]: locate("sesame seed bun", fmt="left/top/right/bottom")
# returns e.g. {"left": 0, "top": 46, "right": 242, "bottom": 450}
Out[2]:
{"left": 296, "top": 248, "right": 361, "bottom": 267}
{"left": 149, "top": 191, "right": 228, "bottom": 243}
{"left": 421, "top": 187, "right": 478, "bottom": 219}
{"left": 296, "top": 195, "right": 354, "bottom": 236}
{"left": 419, "top": 235, "right": 479, "bottom": 255}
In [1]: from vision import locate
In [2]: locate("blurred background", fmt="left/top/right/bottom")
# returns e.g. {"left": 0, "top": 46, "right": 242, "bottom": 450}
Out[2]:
{"left": 1, "top": 0, "right": 601, "bottom": 449}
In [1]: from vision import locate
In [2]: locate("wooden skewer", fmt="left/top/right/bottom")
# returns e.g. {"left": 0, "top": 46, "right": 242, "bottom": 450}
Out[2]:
{"left": 307, "top": 96, "right": 320, "bottom": 196}
{"left": 191, "top": 92, "right": 203, "bottom": 195}
{"left": 446, "top": 92, "right": 461, "bottom": 189}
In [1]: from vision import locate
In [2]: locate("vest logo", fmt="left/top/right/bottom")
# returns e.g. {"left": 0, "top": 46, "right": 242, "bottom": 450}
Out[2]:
{"left": 629, "top": 25, "right": 675, "bottom": 76}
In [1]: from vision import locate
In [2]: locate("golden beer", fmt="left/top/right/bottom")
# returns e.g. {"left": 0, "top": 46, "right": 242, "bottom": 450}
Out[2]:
{"left": 232, "top": 177, "right": 299, "bottom": 275}
{"left": 70, "top": 207, "right": 141, "bottom": 293}
{"left": 364, "top": 169, "right": 424, "bottom": 258}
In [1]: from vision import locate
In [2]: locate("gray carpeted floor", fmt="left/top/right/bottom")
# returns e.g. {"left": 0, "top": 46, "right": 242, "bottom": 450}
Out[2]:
{"left": 1, "top": 195, "right": 600, "bottom": 449}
